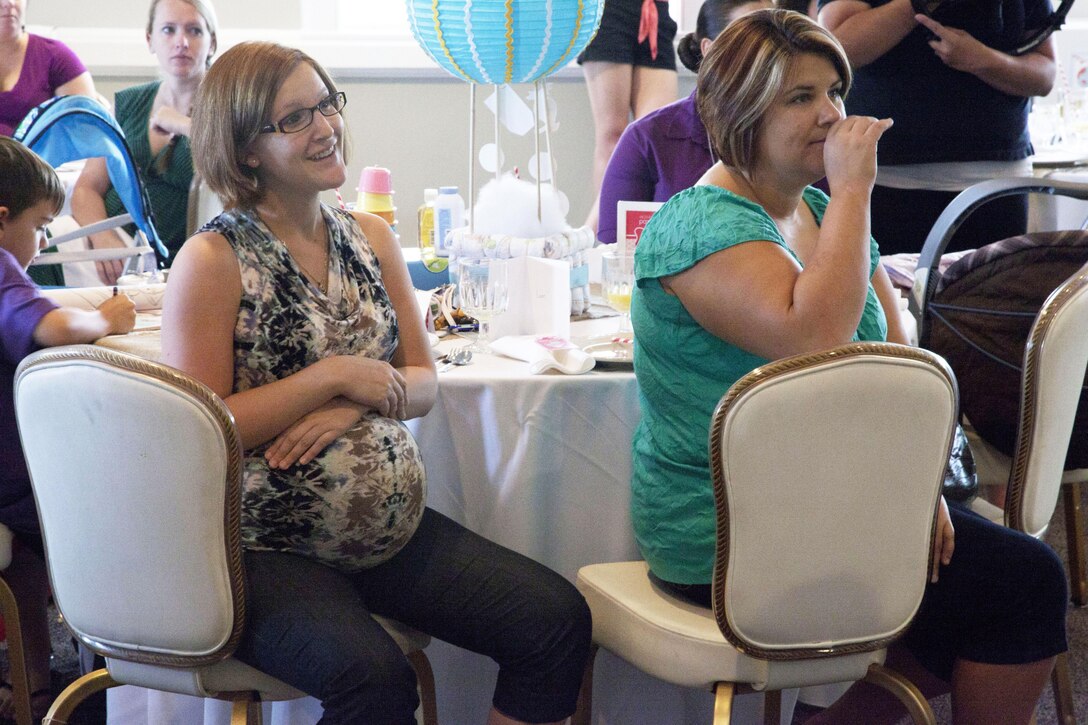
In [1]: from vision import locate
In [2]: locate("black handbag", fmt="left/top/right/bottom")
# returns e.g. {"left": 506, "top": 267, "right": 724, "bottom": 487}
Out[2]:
{"left": 943, "top": 424, "right": 978, "bottom": 503}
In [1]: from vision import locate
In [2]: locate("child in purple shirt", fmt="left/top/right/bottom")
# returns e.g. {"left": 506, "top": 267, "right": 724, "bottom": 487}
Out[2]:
{"left": 0, "top": 137, "right": 134, "bottom": 719}
{"left": 597, "top": 0, "right": 771, "bottom": 245}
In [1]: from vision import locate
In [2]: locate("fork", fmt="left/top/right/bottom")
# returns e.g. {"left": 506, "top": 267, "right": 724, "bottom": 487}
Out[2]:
{"left": 438, "top": 346, "right": 473, "bottom": 372}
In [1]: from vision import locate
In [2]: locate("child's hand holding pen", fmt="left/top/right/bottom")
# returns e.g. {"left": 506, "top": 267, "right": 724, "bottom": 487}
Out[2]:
{"left": 99, "top": 287, "right": 136, "bottom": 335}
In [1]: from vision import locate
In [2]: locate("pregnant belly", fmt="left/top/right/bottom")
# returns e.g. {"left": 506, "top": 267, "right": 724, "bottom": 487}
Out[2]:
{"left": 242, "top": 415, "right": 427, "bottom": 571}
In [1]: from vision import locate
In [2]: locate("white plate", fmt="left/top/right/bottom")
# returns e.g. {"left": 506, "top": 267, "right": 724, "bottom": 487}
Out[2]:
{"left": 582, "top": 339, "right": 634, "bottom": 367}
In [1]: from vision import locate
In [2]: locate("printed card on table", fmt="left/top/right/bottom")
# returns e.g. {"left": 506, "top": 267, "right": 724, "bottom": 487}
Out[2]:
{"left": 616, "top": 201, "right": 664, "bottom": 252}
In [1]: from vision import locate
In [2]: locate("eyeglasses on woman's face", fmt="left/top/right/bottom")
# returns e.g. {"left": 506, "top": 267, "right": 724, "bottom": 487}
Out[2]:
{"left": 259, "top": 91, "right": 347, "bottom": 134}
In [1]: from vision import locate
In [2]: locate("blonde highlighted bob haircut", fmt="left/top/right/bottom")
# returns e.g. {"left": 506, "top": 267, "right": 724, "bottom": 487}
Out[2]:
{"left": 696, "top": 9, "right": 851, "bottom": 177}
{"left": 191, "top": 41, "right": 343, "bottom": 210}
{"left": 146, "top": 0, "right": 219, "bottom": 68}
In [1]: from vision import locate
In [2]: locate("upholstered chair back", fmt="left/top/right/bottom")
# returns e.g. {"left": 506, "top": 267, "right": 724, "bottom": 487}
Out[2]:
{"left": 15, "top": 346, "right": 245, "bottom": 667}
{"left": 1006, "top": 263, "right": 1088, "bottom": 536}
{"left": 709, "top": 344, "right": 956, "bottom": 686}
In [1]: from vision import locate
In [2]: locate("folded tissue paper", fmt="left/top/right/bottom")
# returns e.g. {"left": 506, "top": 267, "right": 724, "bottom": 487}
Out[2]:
{"left": 448, "top": 175, "right": 595, "bottom": 321}
{"left": 490, "top": 335, "right": 595, "bottom": 375}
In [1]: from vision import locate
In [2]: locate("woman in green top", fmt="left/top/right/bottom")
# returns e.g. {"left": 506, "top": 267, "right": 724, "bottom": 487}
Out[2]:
{"left": 632, "top": 10, "right": 1066, "bottom": 724}
{"left": 70, "top": 0, "right": 217, "bottom": 284}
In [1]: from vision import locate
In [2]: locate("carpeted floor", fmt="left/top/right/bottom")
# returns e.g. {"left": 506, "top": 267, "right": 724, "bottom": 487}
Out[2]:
{"left": 14, "top": 485, "right": 1088, "bottom": 724}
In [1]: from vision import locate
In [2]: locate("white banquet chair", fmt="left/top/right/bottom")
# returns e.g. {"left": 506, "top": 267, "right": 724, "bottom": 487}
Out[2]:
{"left": 911, "top": 177, "right": 1088, "bottom": 610}
{"left": 575, "top": 343, "right": 958, "bottom": 724}
{"left": 960, "top": 262, "right": 1088, "bottom": 725}
{"left": 951, "top": 262, "right": 1088, "bottom": 725}
{"left": 13, "top": 346, "right": 436, "bottom": 725}
{"left": 910, "top": 180, "right": 1088, "bottom": 725}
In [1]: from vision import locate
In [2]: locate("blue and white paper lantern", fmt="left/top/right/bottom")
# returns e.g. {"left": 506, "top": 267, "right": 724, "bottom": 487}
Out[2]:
{"left": 406, "top": 0, "right": 604, "bottom": 84}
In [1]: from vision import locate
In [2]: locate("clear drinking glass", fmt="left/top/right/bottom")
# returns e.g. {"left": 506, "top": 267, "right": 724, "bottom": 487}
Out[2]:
{"left": 602, "top": 250, "right": 635, "bottom": 334}
{"left": 458, "top": 259, "right": 509, "bottom": 352}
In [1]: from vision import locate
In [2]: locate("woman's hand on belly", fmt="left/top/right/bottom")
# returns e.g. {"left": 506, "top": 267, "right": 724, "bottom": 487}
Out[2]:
{"left": 328, "top": 355, "right": 408, "bottom": 420}
{"left": 265, "top": 397, "right": 366, "bottom": 469}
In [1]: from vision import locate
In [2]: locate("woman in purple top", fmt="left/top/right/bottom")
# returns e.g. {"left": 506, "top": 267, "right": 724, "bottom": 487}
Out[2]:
{"left": 597, "top": 0, "right": 771, "bottom": 245}
{"left": 0, "top": 0, "right": 96, "bottom": 136}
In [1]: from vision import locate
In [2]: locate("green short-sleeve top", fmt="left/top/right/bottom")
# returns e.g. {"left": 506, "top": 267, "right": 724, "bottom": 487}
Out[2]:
{"left": 630, "top": 184, "right": 887, "bottom": 584}
{"left": 104, "top": 81, "right": 193, "bottom": 263}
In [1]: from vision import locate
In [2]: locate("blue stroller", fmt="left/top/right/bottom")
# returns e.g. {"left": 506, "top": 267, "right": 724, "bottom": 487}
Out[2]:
{"left": 13, "top": 95, "right": 168, "bottom": 284}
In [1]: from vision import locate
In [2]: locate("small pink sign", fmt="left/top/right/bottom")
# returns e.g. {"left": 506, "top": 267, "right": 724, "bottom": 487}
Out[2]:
{"left": 616, "top": 201, "right": 664, "bottom": 248}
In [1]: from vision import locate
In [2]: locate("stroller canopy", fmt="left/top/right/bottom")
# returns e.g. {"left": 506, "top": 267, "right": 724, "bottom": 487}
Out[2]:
{"left": 13, "top": 95, "right": 168, "bottom": 260}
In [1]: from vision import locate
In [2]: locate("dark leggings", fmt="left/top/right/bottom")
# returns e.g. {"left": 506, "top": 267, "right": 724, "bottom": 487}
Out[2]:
{"left": 869, "top": 184, "right": 1028, "bottom": 256}
{"left": 654, "top": 505, "right": 1067, "bottom": 682}
{"left": 234, "top": 508, "right": 592, "bottom": 724}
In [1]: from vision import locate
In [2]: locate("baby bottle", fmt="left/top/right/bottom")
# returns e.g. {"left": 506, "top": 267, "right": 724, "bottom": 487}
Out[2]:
{"left": 357, "top": 166, "right": 397, "bottom": 227}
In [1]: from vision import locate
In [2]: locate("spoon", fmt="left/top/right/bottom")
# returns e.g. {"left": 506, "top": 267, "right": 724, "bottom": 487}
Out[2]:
{"left": 438, "top": 347, "right": 473, "bottom": 372}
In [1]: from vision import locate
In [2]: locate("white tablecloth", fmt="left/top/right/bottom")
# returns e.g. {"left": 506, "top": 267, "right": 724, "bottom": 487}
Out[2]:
{"left": 102, "top": 317, "right": 790, "bottom": 724}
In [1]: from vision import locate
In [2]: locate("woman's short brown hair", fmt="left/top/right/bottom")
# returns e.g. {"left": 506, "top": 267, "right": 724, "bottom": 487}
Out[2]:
{"left": 696, "top": 9, "right": 851, "bottom": 176}
{"left": 191, "top": 41, "right": 342, "bottom": 210}
{"left": 0, "top": 137, "right": 65, "bottom": 219}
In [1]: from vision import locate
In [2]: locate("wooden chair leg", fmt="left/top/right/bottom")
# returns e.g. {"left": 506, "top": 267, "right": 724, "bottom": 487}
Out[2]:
{"left": 42, "top": 668, "right": 117, "bottom": 725}
{"left": 229, "top": 699, "right": 263, "bottom": 725}
{"left": 763, "top": 689, "right": 782, "bottom": 725}
{"left": 407, "top": 650, "right": 438, "bottom": 725}
{"left": 713, "top": 682, "right": 735, "bottom": 725}
{"left": 570, "top": 643, "right": 597, "bottom": 725}
{"left": 1062, "top": 482, "right": 1087, "bottom": 607}
{"left": 863, "top": 663, "right": 935, "bottom": 725}
{"left": 1051, "top": 651, "right": 1077, "bottom": 725}
{"left": 0, "top": 577, "right": 32, "bottom": 725}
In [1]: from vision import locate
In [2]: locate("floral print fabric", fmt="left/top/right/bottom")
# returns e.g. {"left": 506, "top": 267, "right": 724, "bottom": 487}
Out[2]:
{"left": 204, "top": 205, "right": 425, "bottom": 571}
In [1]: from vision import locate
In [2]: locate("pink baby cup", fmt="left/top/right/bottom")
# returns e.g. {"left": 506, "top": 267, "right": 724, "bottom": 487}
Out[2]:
{"left": 359, "top": 166, "right": 393, "bottom": 194}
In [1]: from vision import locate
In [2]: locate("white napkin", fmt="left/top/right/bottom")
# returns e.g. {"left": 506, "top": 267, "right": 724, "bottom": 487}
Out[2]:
{"left": 490, "top": 335, "right": 595, "bottom": 375}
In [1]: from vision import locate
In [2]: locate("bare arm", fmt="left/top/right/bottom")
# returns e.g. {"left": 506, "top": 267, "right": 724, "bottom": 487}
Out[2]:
{"left": 32, "top": 294, "right": 135, "bottom": 347}
{"left": 818, "top": 0, "right": 917, "bottom": 67}
{"left": 261, "top": 212, "right": 438, "bottom": 469}
{"left": 350, "top": 210, "right": 437, "bottom": 419}
{"left": 665, "top": 116, "right": 892, "bottom": 360}
{"left": 872, "top": 263, "right": 911, "bottom": 345}
{"left": 162, "top": 232, "right": 346, "bottom": 449}
{"left": 55, "top": 71, "right": 96, "bottom": 99}
{"left": 149, "top": 105, "right": 192, "bottom": 138}
{"left": 915, "top": 15, "right": 1055, "bottom": 97}
{"left": 70, "top": 157, "right": 126, "bottom": 284}
{"left": 664, "top": 207, "right": 871, "bottom": 359}
{"left": 162, "top": 216, "right": 436, "bottom": 452}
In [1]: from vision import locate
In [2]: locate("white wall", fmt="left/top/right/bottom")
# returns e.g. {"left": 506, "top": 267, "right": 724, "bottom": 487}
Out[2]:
{"left": 29, "top": 0, "right": 299, "bottom": 29}
{"left": 24, "top": 0, "right": 1087, "bottom": 245}
{"left": 86, "top": 69, "right": 613, "bottom": 247}
{"left": 30, "top": 2, "right": 644, "bottom": 247}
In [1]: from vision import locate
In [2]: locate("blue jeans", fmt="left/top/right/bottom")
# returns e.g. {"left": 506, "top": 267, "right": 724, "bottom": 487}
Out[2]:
{"left": 234, "top": 508, "right": 592, "bottom": 724}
